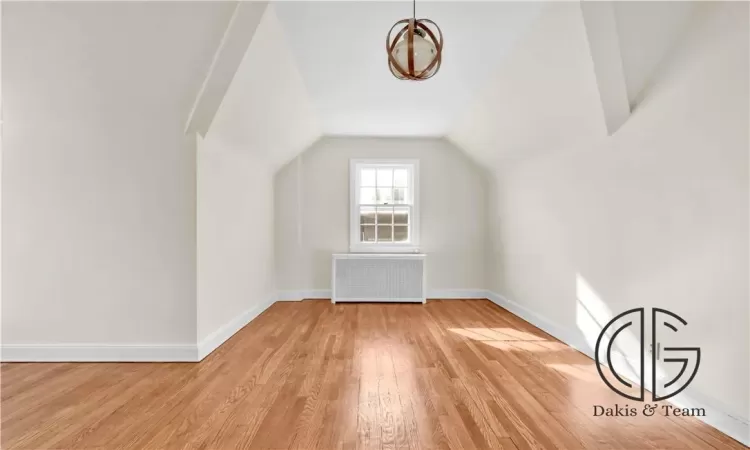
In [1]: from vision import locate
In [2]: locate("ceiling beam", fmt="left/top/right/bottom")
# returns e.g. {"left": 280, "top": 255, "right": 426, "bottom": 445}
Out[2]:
{"left": 184, "top": 1, "right": 269, "bottom": 137}
{"left": 580, "top": 1, "right": 630, "bottom": 135}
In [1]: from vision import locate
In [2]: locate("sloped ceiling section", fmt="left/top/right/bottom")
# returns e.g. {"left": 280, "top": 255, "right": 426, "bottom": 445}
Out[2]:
{"left": 614, "top": 1, "right": 697, "bottom": 108}
{"left": 196, "top": 1, "right": 703, "bottom": 172}
{"left": 185, "top": 2, "right": 269, "bottom": 136}
{"left": 447, "top": 2, "right": 605, "bottom": 169}
{"left": 204, "top": 4, "right": 321, "bottom": 169}
{"left": 274, "top": 1, "right": 543, "bottom": 137}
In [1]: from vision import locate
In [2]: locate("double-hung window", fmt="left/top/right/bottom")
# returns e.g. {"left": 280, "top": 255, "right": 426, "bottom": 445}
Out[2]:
{"left": 350, "top": 159, "right": 419, "bottom": 253}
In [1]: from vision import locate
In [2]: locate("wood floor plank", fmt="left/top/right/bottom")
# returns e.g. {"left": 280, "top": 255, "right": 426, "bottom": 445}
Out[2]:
{"left": 1, "top": 299, "right": 744, "bottom": 449}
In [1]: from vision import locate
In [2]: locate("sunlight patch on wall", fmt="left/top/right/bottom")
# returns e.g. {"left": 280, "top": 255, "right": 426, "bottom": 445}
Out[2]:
{"left": 575, "top": 273, "right": 643, "bottom": 384}
{"left": 574, "top": 273, "right": 667, "bottom": 391}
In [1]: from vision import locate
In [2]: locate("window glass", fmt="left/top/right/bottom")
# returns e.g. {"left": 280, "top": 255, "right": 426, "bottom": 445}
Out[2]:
{"left": 352, "top": 161, "right": 417, "bottom": 249}
{"left": 376, "top": 206, "right": 393, "bottom": 225}
{"left": 377, "top": 168, "right": 393, "bottom": 187}
{"left": 360, "top": 188, "right": 376, "bottom": 204}
{"left": 377, "top": 225, "right": 393, "bottom": 242}
{"left": 393, "top": 226, "right": 409, "bottom": 242}
{"left": 376, "top": 187, "right": 393, "bottom": 204}
{"left": 361, "top": 225, "right": 376, "bottom": 242}
{"left": 393, "top": 188, "right": 407, "bottom": 204}
{"left": 394, "top": 169, "right": 408, "bottom": 187}
{"left": 394, "top": 207, "right": 409, "bottom": 224}
{"left": 361, "top": 169, "right": 376, "bottom": 187}
{"left": 360, "top": 207, "right": 376, "bottom": 224}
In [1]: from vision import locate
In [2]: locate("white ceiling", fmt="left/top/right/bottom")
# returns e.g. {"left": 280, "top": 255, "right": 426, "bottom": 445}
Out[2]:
{"left": 6, "top": 1, "right": 704, "bottom": 171}
{"left": 206, "top": 6, "right": 321, "bottom": 169}
{"left": 613, "top": 2, "right": 697, "bottom": 108}
{"left": 448, "top": 2, "right": 606, "bottom": 169}
{"left": 3, "top": 1, "right": 237, "bottom": 127}
{"left": 273, "top": 1, "right": 543, "bottom": 137}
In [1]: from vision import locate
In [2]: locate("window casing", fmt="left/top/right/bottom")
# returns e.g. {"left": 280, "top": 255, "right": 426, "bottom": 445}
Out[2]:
{"left": 350, "top": 159, "right": 419, "bottom": 253}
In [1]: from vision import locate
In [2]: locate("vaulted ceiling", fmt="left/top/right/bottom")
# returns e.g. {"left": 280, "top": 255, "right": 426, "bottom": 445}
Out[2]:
{"left": 7, "top": 1, "right": 702, "bottom": 172}
{"left": 187, "top": 1, "right": 700, "bottom": 171}
{"left": 274, "top": 1, "right": 543, "bottom": 137}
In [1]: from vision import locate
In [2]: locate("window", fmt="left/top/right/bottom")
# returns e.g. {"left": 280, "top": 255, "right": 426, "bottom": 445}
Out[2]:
{"left": 350, "top": 159, "right": 419, "bottom": 253}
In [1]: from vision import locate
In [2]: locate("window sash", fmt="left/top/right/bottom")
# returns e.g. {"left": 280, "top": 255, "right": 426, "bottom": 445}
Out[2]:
{"left": 355, "top": 165, "right": 413, "bottom": 244}
{"left": 358, "top": 204, "right": 411, "bottom": 243}
{"left": 350, "top": 159, "right": 419, "bottom": 252}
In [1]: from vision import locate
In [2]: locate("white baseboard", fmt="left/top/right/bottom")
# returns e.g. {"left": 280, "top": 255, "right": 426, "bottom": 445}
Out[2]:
{"left": 1, "top": 344, "right": 198, "bottom": 362}
{"left": 276, "top": 289, "right": 332, "bottom": 301}
{"left": 197, "top": 296, "right": 276, "bottom": 360}
{"left": 428, "top": 289, "right": 489, "bottom": 299}
{"left": 276, "top": 288, "right": 488, "bottom": 301}
{"left": 486, "top": 290, "right": 592, "bottom": 355}
{"left": 0, "top": 289, "right": 486, "bottom": 362}
{"left": 668, "top": 387, "right": 750, "bottom": 447}
{"left": 1, "top": 297, "right": 277, "bottom": 363}
{"left": 486, "top": 290, "right": 749, "bottom": 447}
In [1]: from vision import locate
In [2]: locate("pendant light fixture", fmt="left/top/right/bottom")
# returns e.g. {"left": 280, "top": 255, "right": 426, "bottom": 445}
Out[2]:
{"left": 386, "top": 0, "right": 443, "bottom": 80}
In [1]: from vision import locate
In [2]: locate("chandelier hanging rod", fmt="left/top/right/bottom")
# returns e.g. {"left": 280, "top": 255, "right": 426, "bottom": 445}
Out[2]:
{"left": 386, "top": 0, "right": 444, "bottom": 81}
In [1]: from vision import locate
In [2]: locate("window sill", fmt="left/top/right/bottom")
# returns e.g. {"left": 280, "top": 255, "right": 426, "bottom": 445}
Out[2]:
{"left": 349, "top": 244, "right": 420, "bottom": 254}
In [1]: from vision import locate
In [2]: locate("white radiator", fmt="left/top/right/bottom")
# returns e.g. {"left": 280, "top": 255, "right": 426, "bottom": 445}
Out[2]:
{"left": 331, "top": 253, "right": 426, "bottom": 303}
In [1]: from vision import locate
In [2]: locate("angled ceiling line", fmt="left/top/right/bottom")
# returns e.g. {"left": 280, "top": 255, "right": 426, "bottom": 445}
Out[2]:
{"left": 184, "top": 1, "right": 269, "bottom": 137}
{"left": 579, "top": 1, "right": 631, "bottom": 136}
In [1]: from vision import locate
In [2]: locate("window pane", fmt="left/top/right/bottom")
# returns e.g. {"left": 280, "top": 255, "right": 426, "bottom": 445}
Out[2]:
{"left": 394, "top": 207, "right": 409, "bottom": 224}
{"left": 394, "top": 169, "right": 408, "bottom": 187}
{"left": 393, "top": 226, "right": 409, "bottom": 242}
{"left": 361, "top": 225, "right": 376, "bottom": 242}
{"left": 360, "top": 206, "right": 376, "bottom": 224}
{"left": 377, "top": 168, "right": 393, "bottom": 187}
{"left": 377, "top": 225, "right": 393, "bottom": 242}
{"left": 393, "top": 188, "right": 408, "bottom": 204}
{"left": 376, "top": 187, "right": 393, "bottom": 204}
{"left": 376, "top": 206, "right": 393, "bottom": 225}
{"left": 361, "top": 168, "right": 376, "bottom": 187}
{"left": 360, "top": 187, "right": 376, "bottom": 204}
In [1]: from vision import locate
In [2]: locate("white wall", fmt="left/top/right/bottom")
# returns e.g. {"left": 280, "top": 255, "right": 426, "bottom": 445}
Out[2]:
{"left": 196, "top": 5, "right": 319, "bottom": 345}
{"left": 196, "top": 138, "right": 275, "bottom": 344}
{"left": 487, "top": 1, "right": 748, "bottom": 424}
{"left": 275, "top": 137, "right": 487, "bottom": 295}
{"left": 1, "top": 2, "right": 233, "bottom": 347}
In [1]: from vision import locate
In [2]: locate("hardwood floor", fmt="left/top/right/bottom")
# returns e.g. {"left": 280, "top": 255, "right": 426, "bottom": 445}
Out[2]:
{"left": 1, "top": 300, "right": 744, "bottom": 449}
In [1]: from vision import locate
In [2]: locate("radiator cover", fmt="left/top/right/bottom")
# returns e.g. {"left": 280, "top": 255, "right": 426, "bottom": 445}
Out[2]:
{"left": 331, "top": 253, "right": 426, "bottom": 303}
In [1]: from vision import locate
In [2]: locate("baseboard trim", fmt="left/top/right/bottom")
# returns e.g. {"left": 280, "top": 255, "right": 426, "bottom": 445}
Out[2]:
{"left": 486, "top": 290, "right": 749, "bottom": 447}
{"left": 1, "top": 297, "right": 277, "bottom": 363}
{"left": 276, "top": 289, "right": 332, "bottom": 301}
{"left": 277, "top": 288, "right": 488, "bottom": 301}
{"left": 1, "top": 344, "right": 198, "bottom": 362}
{"left": 486, "top": 290, "right": 592, "bottom": 355}
{"left": 428, "top": 289, "right": 489, "bottom": 299}
{"left": 197, "top": 296, "right": 276, "bottom": 360}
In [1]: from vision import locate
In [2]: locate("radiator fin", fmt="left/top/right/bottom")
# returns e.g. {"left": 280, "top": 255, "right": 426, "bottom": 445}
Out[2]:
{"left": 332, "top": 255, "right": 425, "bottom": 303}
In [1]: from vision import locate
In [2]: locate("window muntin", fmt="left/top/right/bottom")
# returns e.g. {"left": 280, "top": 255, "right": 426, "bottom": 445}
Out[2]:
{"left": 350, "top": 160, "right": 419, "bottom": 252}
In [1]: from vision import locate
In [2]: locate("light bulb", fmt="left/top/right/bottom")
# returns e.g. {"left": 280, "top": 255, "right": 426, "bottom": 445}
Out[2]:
{"left": 393, "top": 30, "right": 437, "bottom": 76}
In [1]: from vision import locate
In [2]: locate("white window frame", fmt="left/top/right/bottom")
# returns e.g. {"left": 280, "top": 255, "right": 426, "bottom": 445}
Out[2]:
{"left": 349, "top": 159, "right": 420, "bottom": 253}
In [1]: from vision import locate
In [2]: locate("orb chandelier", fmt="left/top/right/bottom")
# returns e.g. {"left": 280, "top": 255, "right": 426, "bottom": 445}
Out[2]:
{"left": 386, "top": 0, "right": 443, "bottom": 81}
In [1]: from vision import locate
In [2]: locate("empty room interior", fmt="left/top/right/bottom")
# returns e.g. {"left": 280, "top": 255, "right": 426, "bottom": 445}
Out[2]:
{"left": 1, "top": 1, "right": 749, "bottom": 449}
